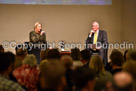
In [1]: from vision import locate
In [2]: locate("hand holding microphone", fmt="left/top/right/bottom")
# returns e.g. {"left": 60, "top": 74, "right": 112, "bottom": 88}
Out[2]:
{"left": 89, "top": 30, "right": 95, "bottom": 36}
{"left": 40, "top": 29, "right": 45, "bottom": 35}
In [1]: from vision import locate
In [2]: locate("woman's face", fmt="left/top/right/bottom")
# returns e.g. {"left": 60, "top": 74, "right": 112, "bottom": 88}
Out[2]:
{"left": 35, "top": 24, "right": 42, "bottom": 33}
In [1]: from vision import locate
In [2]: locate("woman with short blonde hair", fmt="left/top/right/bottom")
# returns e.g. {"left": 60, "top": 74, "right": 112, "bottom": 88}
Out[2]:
{"left": 13, "top": 54, "right": 40, "bottom": 91}
{"left": 23, "top": 54, "right": 37, "bottom": 66}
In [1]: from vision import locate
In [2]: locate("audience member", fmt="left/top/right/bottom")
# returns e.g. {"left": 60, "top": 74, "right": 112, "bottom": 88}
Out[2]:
{"left": 47, "top": 48, "right": 61, "bottom": 60}
{"left": 71, "top": 48, "right": 83, "bottom": 69}
{"left": 0, "top": 52, "right": 25, "bottom": 91}
{"left": 14, "top": 46, "right": 27, "bottom": 69}
{"left": 123, "top": 60, "right": 136, "bottom": 89}
{"left": 106, "top": 72, "right": 134, "bottom": 91}
{"left": 73, "top": 67, "right": 95, "bottom": 91}
{"left": 13, "top": 54, "right": 40, "bottom": 91}
{"left": 80, "top": 49, "right": 91, "bottom": 68}
{"left": 39, "top": 61, "right": 66, "bottom": 91}
{"left": 110, "top": 49, "right": 124, "bottom": 75}
{"left": 127, "top": 49, "right": 136, "bottom": 61}
{"left": 89, "top": 55, "right": 113, "bottom": 91}
{"left": 61, "top": 55, "right": 74, "bottom": 91}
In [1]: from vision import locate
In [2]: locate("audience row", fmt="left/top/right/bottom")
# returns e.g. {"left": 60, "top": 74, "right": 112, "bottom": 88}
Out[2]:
{"left": 0, "top": 45, "right": 136, "bottom": 91}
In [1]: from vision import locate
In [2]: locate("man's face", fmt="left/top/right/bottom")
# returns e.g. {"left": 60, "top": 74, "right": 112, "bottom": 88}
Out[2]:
{"left": 36, "top": 24, "right": 42, "bottom": 32}
{"left": 92, "top": 22, "right": 99, "bottom": 32}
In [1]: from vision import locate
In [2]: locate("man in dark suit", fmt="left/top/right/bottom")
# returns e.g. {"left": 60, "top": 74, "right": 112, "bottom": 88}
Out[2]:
{"left": 86, "top": 21, "right": 108, "bottom": 66}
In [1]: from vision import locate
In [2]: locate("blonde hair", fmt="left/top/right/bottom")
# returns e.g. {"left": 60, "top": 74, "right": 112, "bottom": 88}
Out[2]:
{"left": 34, "top": 22, "right": 42, "bottom": 29}
{"left": 89, "top": 55, "right": 105, "bottom": 75}
{"left": 23, "top": 54, "right": 37, "bottom": 67}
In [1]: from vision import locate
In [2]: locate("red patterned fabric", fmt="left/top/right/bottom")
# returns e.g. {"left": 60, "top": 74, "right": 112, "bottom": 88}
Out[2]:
{"left": 13, "top": 64, "right": 40, "bottom": 91}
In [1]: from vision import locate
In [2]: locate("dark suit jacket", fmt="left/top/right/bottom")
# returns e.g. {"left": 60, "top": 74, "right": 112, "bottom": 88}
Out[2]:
{"left": 86, "top": 30, "right": 108, "bottom": 64}
{"left": 86, "top": 30, "right": 108, "bottom": 47}
{"left": 29, "top": 31, "right": 47, "bottom": 44}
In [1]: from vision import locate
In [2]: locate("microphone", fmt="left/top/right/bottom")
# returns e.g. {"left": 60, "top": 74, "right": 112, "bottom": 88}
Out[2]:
{"left": 40, "top": 29, "right": 42, "bottom": 32}
{"left": 89, "top": 30, "right": 94, "bottom": 37}
{"left": 40, "top": 29, "right": 45, "bottom": 35}
{"left": 90, "top": 30, "right": 95, "bottom": 33}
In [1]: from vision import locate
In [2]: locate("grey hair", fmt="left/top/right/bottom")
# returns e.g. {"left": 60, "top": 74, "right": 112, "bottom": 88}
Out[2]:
{"left": 92, "top": 21, "right": 99, "bottom": 27}
{"left": 23, "top": 54, "right": 37, "bottom": 67}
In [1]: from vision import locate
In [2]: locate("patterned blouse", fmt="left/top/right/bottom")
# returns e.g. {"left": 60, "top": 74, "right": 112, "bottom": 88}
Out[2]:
{"left": 13, "top": 64, "right": 40, "bottom": 91}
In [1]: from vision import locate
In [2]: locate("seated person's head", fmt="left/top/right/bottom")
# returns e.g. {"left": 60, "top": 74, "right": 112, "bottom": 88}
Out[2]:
{"left": 15, "top": 45, "right": 27, "bottom": 59}
{"left": 111, "top": 72, "right": 134, "bottom": 91}
{"left": 127, "top": 49, "right": 136, "bottom": 61}
{"left": 61, "top": 55, "right": 73, "bottom": 69}
{"left": 73, "top": 67, "right": 95, "bottom": 91}
{"left": 123, "top": 60, "right": 136, "bottom": 82}
{"left": 39, "top": 61, "right": 66, "bottom": 90}
{"left": 0, "top": 52, "right": 15, "bottom": 75}
{"left": 71, "top": 48, "right": 81, "bottom": 61}
{"left": 23, "top": 54, "right": 37, "bottom": 67}
{"left": 47, "top": 48, "right": 60, "bottom": 60}
{"left": 110, "top": 49, "right": 124, "bottom": 66}
{"left": 80, "top": 49, "right": 91, "bottom": 64}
